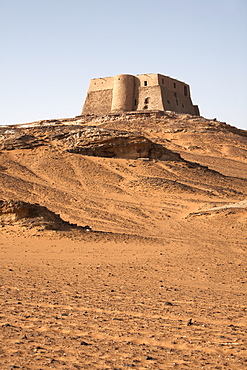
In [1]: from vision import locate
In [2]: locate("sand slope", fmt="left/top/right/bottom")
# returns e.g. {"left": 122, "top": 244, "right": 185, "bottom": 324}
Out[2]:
{"left": 0, "top": 114, "right": 246, "bottom": 369}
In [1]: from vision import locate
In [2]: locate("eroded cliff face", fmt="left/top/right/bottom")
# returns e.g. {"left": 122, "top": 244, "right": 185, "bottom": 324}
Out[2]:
{"left": 0, "top": 200, "right": 90, "bottom": 231}
{"left": 0, "top": 124, "right": 180, "bottom": 160}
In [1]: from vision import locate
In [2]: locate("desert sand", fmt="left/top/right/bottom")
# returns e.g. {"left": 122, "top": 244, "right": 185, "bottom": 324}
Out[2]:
{"left": 0, "top": 113, "right": 246, "bottom": 369}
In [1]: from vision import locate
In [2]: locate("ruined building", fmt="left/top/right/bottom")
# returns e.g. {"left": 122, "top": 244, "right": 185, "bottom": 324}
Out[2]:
{"left": 82, "top": 73, "right": 200, "bottom": 116}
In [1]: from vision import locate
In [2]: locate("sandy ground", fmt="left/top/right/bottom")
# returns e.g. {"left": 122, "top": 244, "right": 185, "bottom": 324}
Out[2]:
{"left": 1, "top": 211, "right": 246, "bottom": 369}
{"left": 0, "top": 117, "right": 247, "bottom": 369}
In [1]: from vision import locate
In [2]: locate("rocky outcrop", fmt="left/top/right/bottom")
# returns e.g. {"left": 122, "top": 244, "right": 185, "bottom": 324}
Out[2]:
{"left": 2, "top": 112, "right": 245, "bottom": 161}
{"left": 54, "top": 127, "right": 180, "bottom": 160}
{"left": 0, "top": 125, "right": 181, "bottom": 161}
{"left": 0, "top": 200, "right": 91, "bottom": 231}
{"left": 0, "top": 134, "right": 46, "bottom": 150}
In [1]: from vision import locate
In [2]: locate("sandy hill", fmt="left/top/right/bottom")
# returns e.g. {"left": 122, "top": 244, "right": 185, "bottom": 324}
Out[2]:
{"left": 0, "top": 112, "right": 247, "bottom": 234}
{"left": 0, "top": 112, "right": 246, "bottom": 369}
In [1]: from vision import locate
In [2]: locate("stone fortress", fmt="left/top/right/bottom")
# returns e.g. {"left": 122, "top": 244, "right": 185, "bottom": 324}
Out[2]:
{"left": 82, "top": 73, "right": 200, "bottom": 116}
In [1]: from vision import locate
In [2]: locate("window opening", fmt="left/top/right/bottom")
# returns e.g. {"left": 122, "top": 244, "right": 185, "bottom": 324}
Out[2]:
{"left": 144, "top": 97, "right": 149, "bottom": 104}
{"left": 143, "top": 105, "right": 148, "bottom": 109}
{"left": 144, "top": 81, "right": 148, "bottom": 86}
{"left": 167, "top": 100, "right": 170, "bottom": 104}
{"left": 176, "top": 99, "right": 179, "bottom": 105}
{"left": 174, "top": 92, "right": 177, "bottom": 98}
{"left": 182, "top": 103, "right": 184, "bottom": 108}
{"left": 184, "top": 86, "right": 188, "bottom": 96}
{"left": 162, "top": 78, "right": 164, "bottom": 84}
{"left": 134, "top": 99, "right": 137, "bottom": 106}
{"left": 174, "top": 83, "right": 176, "bottom": 88}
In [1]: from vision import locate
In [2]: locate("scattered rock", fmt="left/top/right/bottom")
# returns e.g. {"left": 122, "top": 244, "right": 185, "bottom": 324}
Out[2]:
{"left": 186, "top": 318, "right": 193, "bottom": 326}
{"left": 165, "top": 301, "right": 173, "bottom": 306}
{"left": 146, "top": 355, "right": 155, "bottom": 360}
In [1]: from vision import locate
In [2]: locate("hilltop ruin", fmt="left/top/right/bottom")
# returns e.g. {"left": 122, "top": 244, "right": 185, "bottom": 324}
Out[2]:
{"left": 82, "top": 73, "right": 200, "bottom": 116}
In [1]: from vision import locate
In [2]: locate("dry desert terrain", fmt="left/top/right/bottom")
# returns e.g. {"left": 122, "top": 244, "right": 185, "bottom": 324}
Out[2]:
{"left": 0, "top": 112, "right": 246, "bottom": 369}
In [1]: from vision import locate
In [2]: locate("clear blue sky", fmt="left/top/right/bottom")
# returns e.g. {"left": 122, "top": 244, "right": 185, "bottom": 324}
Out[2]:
{"left": 1, "top": 0, "right": 247, "bottom": 129}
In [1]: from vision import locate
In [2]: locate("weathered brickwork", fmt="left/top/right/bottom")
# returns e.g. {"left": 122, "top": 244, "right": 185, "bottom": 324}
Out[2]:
{"left": 82, "top": 73, "right": 199, "bottom": 116}
{"left": 82, "top": 90, "right": 112, "bottom": 115}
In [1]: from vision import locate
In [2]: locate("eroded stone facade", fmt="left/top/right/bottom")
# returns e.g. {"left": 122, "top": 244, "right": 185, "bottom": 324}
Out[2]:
{"left": 82, "top": 73, "right": 200, "bottom": 116}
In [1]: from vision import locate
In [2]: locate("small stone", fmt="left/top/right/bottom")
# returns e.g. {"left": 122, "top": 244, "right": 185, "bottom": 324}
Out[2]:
{"left": 165, "top": 302, "right": 173, "bottom": 306}
{"left": 187, "top": 318, "right": 193, "bottom": 326}
{"left": 80, "top": 341, "right": 90, "bottom": 346}
{"left": 146, "top": 356, "right": 155, "bottom": 360}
